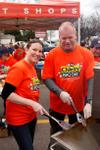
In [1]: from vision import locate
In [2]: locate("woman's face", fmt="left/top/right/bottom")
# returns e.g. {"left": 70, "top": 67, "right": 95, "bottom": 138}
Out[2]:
{"left": 26, "top": 43, "right": 43, "bottom": 64}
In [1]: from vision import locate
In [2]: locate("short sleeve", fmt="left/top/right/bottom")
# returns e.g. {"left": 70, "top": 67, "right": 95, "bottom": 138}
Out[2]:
{"left": 5, "top": 66, "right": 24, "bottom": 87}
{"left": 42, "top": 52, "right": 54, "bottom": 80}
{"left": 84, "top": 50, "right": 94, "bottom": 79}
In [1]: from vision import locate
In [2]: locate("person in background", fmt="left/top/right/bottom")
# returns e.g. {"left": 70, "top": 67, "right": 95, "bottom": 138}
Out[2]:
{"left": 80, "top": 40, "right": 86, "bottom": 47}
{"left": 0, "top": 47, "right": 17, "bottom": 74}
{"left": 91, "top": 38, "right": 100, "bottom": 62}
{"left": 1, "top": 39, "right": 48, "bottom": 150}
{"left": 42, "top": 22, "right": 94, "bottom": 149}
{"left": 13, "top": 44, "right": 25, "bottom": 61}
{"left": 8, "top": 43, "right": 14, "bottom": 54}
{"left": 29, "top": 36, "right": 35, "bottom": 42}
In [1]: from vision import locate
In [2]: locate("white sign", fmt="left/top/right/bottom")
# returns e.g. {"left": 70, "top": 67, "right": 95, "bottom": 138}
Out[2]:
{"left": 35, "top": 31, "right": 46, "bottom": 38}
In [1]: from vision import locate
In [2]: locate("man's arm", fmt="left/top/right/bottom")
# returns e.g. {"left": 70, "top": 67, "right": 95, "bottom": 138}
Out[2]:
{"left": 43, "top": 78, "right": 62, "bottom": 96}
{"left": 44, "top": 78, "right": 72, "bottom": 105}
{"left": 85, "top": 77, "right": 94, "bottom": 104}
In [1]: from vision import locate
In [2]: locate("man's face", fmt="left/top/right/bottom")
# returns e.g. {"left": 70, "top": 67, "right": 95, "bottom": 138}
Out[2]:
{"left": 92, "top": 47, "right": 100, "bottom": 57}
{"left": 59, "top": 27, "right": 76, "bottom": 52}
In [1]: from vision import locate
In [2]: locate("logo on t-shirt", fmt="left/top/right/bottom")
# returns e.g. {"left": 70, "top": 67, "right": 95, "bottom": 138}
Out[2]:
{"left": 58, "top": 63, "right": 82, "bottom": 78}
{"left": 30, "top": 77, "right": 40, "bottom": 91}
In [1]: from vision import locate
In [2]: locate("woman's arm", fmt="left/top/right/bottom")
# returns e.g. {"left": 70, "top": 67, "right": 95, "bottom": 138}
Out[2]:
{"left": 1, "top": 82, "right": 48, "bottom": 115}
{"left": 8, "top": 92, "right": 45, "bottom": 114}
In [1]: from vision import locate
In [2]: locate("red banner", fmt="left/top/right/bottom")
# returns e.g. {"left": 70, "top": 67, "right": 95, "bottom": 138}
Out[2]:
{"left": 0, "top": 2, "right": 80, "bottom": 18}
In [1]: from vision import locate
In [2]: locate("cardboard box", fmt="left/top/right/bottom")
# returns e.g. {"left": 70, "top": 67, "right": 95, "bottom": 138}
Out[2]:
{"left": 0, "top": 128, "right": 9, "bottom": 138}
{"left": 0, "top": 118, "right": 9, "bottom": 138}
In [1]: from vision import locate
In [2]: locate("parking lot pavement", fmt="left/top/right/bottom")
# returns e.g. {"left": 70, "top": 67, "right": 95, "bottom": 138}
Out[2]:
{"left": 0, "top": 120, "right": 50, "bottom": 150}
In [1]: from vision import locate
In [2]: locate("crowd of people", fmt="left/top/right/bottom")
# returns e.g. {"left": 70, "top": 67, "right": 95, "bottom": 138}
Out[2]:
{"left": 0, "top": 42, "right": 26, "bottom": 74}
{"left": 0, "top": 21, "right": 100, "bottom": 150}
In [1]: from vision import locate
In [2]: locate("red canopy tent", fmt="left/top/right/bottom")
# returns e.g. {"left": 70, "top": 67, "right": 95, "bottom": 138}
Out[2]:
{"left": 0, "top": 0, "right": 80, "bottom": 41}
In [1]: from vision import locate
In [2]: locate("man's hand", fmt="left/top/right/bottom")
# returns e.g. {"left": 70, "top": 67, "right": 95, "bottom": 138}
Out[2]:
{"left": 83, "top": 103, "right": 92, "bottom": 119}
{"left": 60, "top": 91, "right": 73, "bottom": 105}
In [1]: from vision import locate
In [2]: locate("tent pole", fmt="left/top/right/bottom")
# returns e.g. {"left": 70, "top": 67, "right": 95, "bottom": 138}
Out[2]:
{"left": 78, "top": 18, "right": 81, "bottom": 44}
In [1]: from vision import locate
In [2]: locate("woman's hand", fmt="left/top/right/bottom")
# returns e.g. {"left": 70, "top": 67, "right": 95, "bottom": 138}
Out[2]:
{"left": 32, "top": 101, "right": 49, "bottom": 115}
{"left": 6, "top": 92, "right": 49, "bottom": 116}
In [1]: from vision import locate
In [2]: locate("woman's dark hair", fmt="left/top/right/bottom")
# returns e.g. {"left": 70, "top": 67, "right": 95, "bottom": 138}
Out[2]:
{"left": 27, "top": 39, "right": 44, "bottom": 49}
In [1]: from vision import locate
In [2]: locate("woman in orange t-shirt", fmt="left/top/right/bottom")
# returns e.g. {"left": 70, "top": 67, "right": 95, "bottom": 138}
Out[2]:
{"left": 1, "top": 39, "right": 48, "bottom": 150}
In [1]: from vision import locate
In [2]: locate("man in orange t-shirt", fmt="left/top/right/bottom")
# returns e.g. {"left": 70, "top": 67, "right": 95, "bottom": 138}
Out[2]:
{"left": 91, "top": 38, "right": 100, "bottom": 63}
{"left": 42, "top": 22, "right": 94, "bottom": 148}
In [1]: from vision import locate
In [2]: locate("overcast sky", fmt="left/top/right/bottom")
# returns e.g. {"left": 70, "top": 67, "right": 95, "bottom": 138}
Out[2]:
{"left": 72, "top": 0, "right": 100, "bottom": 16}
{"left": 80, "top": 0, "right": 100, "bottom": 16}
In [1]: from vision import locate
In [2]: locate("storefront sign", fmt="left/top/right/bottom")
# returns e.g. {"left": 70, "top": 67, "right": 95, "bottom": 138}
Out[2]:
{"left": 0, "top": 2, "right": 80, "bottom": 18}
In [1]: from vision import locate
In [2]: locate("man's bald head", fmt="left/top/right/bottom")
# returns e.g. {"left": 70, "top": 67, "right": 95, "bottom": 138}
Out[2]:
{"left": 59, "top": 21, "right": 77, "bottom": 52}
{"left": 59, "top": 22, "right": 76, "bottom": 35}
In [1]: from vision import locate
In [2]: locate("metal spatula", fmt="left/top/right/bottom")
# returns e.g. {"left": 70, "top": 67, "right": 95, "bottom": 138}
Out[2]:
{"left": 70, "top": 100, "right": 87, "bottom": 127}
{"left": 43, "top": 114, "right": 73, "bottom": 130}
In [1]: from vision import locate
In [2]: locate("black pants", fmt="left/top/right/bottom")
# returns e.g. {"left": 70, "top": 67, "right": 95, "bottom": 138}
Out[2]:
{"left": 49, "top": 109, "right": 81, "bottom": 135}
{"left": 8, "top": 118, "right": 37, "bottom": 150}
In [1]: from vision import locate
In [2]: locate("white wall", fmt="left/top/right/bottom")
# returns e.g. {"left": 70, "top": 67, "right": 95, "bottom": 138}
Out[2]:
{"left": 0, "top": 33, "right": 15, "bottom": 45}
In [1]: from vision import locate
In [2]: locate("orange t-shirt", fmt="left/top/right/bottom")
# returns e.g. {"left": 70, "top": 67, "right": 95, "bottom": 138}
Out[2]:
{"left": 13, "top": 49, "right": 25, "bottom": 61}
{"left": 6, "top": 60, "right": 40, "bottom": 125}
{"left": 42, "top": 44, "right": 94, "bottom": 115}
{"left": 1, "top": 55, "right": 17, "bottom": 67}
{"left": 0, "top": 55, "right": 17, "bottom": 74}
{"left": 0, "top": 59, "right": 2, "bottom": 65}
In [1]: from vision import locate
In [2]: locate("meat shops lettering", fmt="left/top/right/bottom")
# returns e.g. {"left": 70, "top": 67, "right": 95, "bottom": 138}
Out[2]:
{"left": 1, "top": 7, "right": 78, "bottom": 16}
{"left": 0, "top": 3, "right": 80, "bottom": 18}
